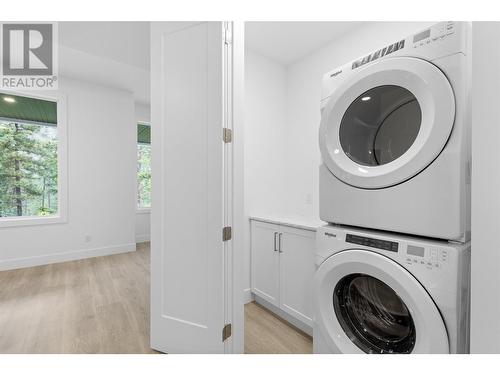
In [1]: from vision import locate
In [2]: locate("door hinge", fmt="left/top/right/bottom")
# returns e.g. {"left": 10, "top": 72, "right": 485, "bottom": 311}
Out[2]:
{"left": 222, "top": 323, "right": 232, "bottom": 341}
{"left": 224, "top": 27, "right": 232, "bottom": 45}
{"left": 223, "top": 127, "right": 232, "bottom": 143}
{"left": 222, "top": 226, "right": 232, "bottom": 241}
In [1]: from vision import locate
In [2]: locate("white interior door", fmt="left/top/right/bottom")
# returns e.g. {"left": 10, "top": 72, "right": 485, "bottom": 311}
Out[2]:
{"left": 150, "top": 21, "right": 233, "bottom": 354}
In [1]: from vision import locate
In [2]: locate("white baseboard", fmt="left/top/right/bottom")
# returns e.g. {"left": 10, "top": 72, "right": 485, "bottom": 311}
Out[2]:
{"left": 254, "top": 295, "right": 313, "bottom": 336}
{"left": 243, "top": 288, "right": 254, "bottom": 304}
{"left": 135, "top": 234, "right": 151, "bottom": 243}
{"left": 0, "top": 243, "right": 137, "bottom": 272}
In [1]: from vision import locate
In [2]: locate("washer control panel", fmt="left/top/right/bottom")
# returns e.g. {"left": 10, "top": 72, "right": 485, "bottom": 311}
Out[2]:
{"left": 412, "top": 21, "right": 455, "bottom": 49}
{"left": 346, "top": 233, "right": 399, "bottom": 252}
{"left": 404, "top": 245, "right": 448, "bottom": 270}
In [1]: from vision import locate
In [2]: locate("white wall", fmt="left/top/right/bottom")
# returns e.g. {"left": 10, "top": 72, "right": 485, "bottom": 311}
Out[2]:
{"left": 0, "top": 76, "right": 137, "bottom": 271}
{"left": 470, "top": 22, "right": 500, "bottom": 353}
{"left": 135, "top": 102, "right": 151, "bottom": 243}
{"left": 284, "top": 21, "right": 434, "bottom": 220}
{"left": 60, "top": 45, "right": 150, "bottom": 104}
{"left": 135, "top": 102, "right": 151, "bottom": 123}
{"left": 245, "top": 50, "right": 288, "bottom": 216}
{"left": 244, "top": 50, "right": 288, "bottom": 298}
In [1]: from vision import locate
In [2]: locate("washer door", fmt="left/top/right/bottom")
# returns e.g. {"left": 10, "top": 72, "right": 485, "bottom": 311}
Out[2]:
{"left": 319, "top": 57, "right": 455, "bottom": 189}
{"left": 314, "top": 250, "right": 449, "bottom": 354}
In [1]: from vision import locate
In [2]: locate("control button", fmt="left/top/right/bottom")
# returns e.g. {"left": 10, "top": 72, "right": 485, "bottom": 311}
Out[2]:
{"left": 431, "top": 249, "right": 438, "bottom": 261}
{"left": 406, "top": 258, "right": 412, "bottom": 263}
{"left": 412, "top": 259, "right": 418, "bottom": 263}
{"left": 434, "top": 263, "right": 441, "bottom": 269}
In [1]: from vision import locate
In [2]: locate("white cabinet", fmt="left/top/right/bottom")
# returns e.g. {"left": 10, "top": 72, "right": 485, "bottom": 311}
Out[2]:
{"left": 279, "top": 226, "right": 315, "bottom": 325}
{"left": 250, "top": 219, "right": 315, "bottom": 328}
{"left": 250, "top": 220, "right": 280, "bottom": 305}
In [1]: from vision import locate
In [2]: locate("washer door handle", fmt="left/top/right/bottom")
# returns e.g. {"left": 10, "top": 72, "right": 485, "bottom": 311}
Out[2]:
{"left": 278, "top": 233, "right": 283, "bottom": 253}
{"left": 273, "top": 232, "right": 278, "bottom": 252}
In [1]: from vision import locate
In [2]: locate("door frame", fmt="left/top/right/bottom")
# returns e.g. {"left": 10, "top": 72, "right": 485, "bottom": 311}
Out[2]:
{"left": 227, "top": 20, "right": 245, "bottom": 354}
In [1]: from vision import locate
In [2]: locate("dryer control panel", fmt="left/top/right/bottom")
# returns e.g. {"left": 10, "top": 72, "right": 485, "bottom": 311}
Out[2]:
{"left": 412, "top": 21, "right": 455, "bottom": 49}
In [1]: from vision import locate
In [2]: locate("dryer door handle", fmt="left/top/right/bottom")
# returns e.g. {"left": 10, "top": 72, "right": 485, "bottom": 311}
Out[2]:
{"left": 273, "top": 232, "right": 278, "bottom": 252}
{"left": 278, "top": 233, "right": 283, "bottom": 253}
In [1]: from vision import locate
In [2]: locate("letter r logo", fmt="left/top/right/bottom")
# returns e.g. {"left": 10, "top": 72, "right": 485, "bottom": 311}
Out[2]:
{"left": 2, "top": 24, "right": 53, "bottom": 76}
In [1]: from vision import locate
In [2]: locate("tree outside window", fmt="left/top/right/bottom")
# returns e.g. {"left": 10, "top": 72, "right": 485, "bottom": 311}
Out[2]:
{"left": 137, "top": 123, "right": 151, "bottom": 208}
{"left": 0, "top": 94, "right": 58, "bottom": 218}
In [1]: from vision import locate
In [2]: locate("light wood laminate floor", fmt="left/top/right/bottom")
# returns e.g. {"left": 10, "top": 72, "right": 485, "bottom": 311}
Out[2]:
{"left": 0, "top": 243, "right": 312, "bottom": 354}
{"left": 244, "top": 302, "right": 312, "bottom": 354}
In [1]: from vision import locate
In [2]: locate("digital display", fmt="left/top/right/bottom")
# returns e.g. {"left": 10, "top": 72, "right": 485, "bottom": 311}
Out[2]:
{"left": 413, "top": 29, "right": 431, "bottom": 43}
{"left": 407, "top": 245, "right": 425, "bottom": 257}
{"left": 346, "top": 234, "right": 398, "bottom": 252}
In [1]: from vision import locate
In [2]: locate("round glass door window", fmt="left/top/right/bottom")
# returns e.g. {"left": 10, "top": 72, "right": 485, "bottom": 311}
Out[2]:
{"left": 333, "top": 273, "right": 416, "bottom": 354}
{"left": 339, "top": 85, "right": 422, "bottom": 166}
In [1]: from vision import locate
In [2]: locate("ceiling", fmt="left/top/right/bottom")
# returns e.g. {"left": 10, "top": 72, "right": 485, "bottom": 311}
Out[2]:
{"left": 56, "top": 22, "right": 366, "bottom": 103}
{"left": 245, "top": 22, "right": 365, "bottom": 65}
{"left": 57, "top": 22, "right": 200, "bottom": 104}
{"left": 59, "top": 22, "right": 150, "bottom": 70}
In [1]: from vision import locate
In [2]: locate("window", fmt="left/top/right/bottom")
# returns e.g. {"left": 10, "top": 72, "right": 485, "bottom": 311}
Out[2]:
{"left": 0, "top": 93, "right": 64, "bottom": 223}
{"left": 137, "top": 122, "right": 151, "bottom": 209}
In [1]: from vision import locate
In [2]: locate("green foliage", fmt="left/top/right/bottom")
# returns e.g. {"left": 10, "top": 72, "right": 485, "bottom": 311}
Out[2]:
{"left": 137, "top": 144, "right": 151, "bottom": 208}
{"left": 0, "top": 122, "right": 58, "bottom": 217}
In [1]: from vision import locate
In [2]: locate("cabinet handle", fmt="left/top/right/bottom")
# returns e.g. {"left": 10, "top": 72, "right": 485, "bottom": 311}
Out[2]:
{"left": 273, "top": 232, "right": 278, "bottom": 252}
{"left": 278, "top": 233, "right": 283, "bottom": 253}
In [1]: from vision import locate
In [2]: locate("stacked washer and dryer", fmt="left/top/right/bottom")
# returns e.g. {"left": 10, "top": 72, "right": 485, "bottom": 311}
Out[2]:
{"left": 313, "top": 22, "right": 471, "bottom": 354}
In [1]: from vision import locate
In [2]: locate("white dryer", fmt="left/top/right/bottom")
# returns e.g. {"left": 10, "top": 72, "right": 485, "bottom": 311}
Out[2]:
{"left": 319, "top": 22, "right": 471, "bottom": 242}
{"left": 313, "top": 225, "right": 470, "bottom": 354}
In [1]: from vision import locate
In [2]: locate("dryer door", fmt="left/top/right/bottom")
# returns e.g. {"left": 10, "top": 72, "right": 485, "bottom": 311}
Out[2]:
{"left": 319, "top": 57, "right": 455, "bottom": 189}
{"left": 314, "top": 249, "right": 449, "bottom": 354}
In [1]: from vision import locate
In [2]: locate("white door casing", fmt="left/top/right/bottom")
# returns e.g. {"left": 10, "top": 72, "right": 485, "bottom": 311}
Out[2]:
{"left": 314, "top": 249, "right": 449, "bottom": 354}
{"left": 150, "top": 21, "right": 235, "bottom": 354}
{"left": 319, "top": 57, "right": 455, "bottom": 189}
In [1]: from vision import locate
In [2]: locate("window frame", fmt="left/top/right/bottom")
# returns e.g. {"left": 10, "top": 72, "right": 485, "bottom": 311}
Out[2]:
{"left": 136, "top": 121, "right": 151, "bottom": 213}
{"left": 0, "top": 90, "right": 68, "bottom": 228}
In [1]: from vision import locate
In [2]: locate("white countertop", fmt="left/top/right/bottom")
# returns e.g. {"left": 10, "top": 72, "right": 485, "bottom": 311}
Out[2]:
{"left": 249, "top": 214, "right": 327, "bottom": 231}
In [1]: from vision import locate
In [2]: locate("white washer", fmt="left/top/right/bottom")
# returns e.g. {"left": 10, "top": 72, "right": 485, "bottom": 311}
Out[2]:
{"left": 313, "top": 225, "right": 470, "bottom": 354}
{"left": 319, "top": 22, "right": 471, "bottom": 242}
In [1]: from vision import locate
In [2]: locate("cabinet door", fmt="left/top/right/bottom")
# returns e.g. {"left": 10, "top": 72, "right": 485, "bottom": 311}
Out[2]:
{"left": 279, "top": 226, "right": 315, "bottom": 326}
{"left": 251, "top": 221, "right": 280, "bottom": 306}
